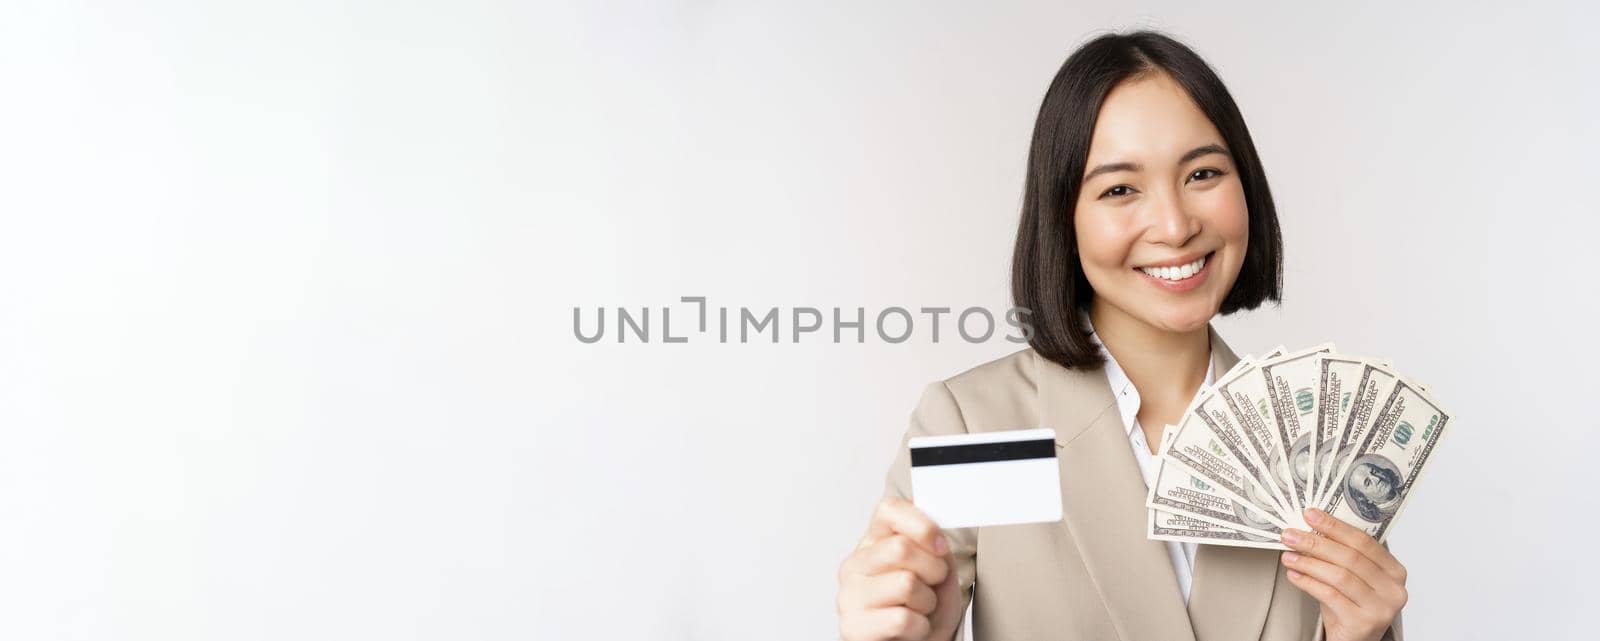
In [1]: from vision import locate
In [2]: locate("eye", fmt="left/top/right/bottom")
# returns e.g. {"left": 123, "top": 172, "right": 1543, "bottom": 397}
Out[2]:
{"left": 1098, "top": 184, "right": 1136, "bottom": 199}
{"left": 1187, "top": 168, "right": 1226, "bottom": 183}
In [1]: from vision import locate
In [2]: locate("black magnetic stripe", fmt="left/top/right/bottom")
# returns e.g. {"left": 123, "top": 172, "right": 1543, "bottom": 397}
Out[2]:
{"left": 910, "top": 438, "right": 1056, "bottom": 467}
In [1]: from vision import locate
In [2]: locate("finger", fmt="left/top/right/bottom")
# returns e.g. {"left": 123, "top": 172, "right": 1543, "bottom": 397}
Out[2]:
{"left": 1305, "top": 508, "right": 1407, "bottom": 583}
{"left": 862, "top": 496, "right": 949, "bottom": 557}
{"left": 859, "top": 605, "right": 930, "bottom": 641}
{"left": 857, "top": 569, "right": 939, "bottom": 615}
{"left": 841, "top": 533, "right": 949, "bottom": 587}
{"left": 1281, "top": 527, "right": 1391, "bottom": 591}
{"left": 1280, "top": 550, "right": 1377, "bottom": 607}
{"left": 1284, "top": 566, "right": 1361, "bottom": 621}
{"left": 845, "top": 534, "right": 949, "bottom": 587}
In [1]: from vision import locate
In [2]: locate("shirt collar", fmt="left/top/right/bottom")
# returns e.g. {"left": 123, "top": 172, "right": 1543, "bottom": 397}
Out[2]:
{"left": 1085, "top": 313, "right": 1216, "bottom": 437}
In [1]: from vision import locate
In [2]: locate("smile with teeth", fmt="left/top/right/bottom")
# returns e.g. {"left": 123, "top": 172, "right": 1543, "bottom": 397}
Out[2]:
{"left": 1138, "top": 254, "right": 1208, "bottom": 281}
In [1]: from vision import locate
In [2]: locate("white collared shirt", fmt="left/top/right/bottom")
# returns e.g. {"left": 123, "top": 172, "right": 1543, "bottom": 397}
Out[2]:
{"left": 1090, "top": 327, "right": 1214, "bottom": 604}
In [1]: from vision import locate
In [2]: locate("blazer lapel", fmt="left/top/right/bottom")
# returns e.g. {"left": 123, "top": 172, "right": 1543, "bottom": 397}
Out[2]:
{"left": 1038, "top": 350, "right": 1196, "bottom": 641}
{"left": 1186, "top": 545, "right": 1281, "bottom": 640}
{"left": 1187, "top": 327, "right": 1281, "bottom": 641}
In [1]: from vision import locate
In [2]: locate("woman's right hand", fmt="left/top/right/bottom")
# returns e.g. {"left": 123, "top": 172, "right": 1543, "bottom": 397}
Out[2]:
{"left": 836, "top": 496, "right": 963, "bottom": 641}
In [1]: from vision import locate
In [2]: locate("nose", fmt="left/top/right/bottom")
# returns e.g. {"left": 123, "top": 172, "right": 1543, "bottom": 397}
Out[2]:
{"left": 1145, "top": 187, "right": 1202, "bottom": 247}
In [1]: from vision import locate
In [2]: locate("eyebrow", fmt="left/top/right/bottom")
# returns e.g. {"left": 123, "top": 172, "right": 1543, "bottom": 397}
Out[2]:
{"left": 1081, "top": 143, "right": 1231, "bottom": 183}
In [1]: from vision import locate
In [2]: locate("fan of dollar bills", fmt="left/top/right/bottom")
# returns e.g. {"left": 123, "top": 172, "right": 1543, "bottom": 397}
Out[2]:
{"left": 1145, "top": 344, "right": 1451, "bottom": 550}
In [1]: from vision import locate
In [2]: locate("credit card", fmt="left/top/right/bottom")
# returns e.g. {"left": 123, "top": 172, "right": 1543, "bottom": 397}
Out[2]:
{"left": 909, "top": 428, "right": 1062, "bottom": 529}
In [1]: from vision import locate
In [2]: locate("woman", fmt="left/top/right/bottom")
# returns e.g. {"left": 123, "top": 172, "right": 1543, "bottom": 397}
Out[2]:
{"left": 835, "top": 31, "right": 1407, "bottom": 641}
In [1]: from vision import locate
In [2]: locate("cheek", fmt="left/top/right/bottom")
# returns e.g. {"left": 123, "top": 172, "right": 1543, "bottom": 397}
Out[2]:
{"left": 1073, "top": 209, "right": 1138, "bottom": 277}
{"left": 1195, "top": 183, "right": 1251, "bottom": 281}
{"left": 1199, "top": 183, "right": 1250, "bottom": 243}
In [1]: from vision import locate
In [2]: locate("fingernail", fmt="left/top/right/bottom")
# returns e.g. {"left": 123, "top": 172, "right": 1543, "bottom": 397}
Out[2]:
{"left": 1305, "top": 508, "right": 1324, "bottom": 525}
{"left": 1287, "top": 569, "right": 1302, "bottom": 580}
{"left": 934, "top": 534, "right": 949, "bottom": 555}
{"left": 1281, "top": 529, "right": 1301, "bottom": 546}
{"left": 1282, "top": 551, "right": 1299, "bottom": 563}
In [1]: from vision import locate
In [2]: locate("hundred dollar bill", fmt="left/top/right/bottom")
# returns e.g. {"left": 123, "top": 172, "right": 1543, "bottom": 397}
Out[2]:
{"left": 1148, "top": 506, "right": 1288, "bottom": 550}
{"left": 1146, "top": 426, "right": 1284, "bottom": 535}
{"left": 1186, "top": 349, "right": 1295, "bottom": 520}
{"left": 1165, "top": 395, "right": 1292, "bottom": 525}
{"left": 1315, "top": 361, "right": 1400, "bottom": 511}
{"left": 1259, "top": 344, "right": 1334, "bottom": 513}
{"left": 1310, "top": 355, "right": 1387, "bottom": 506}
{"left": 1216, "top": 345, "right": 1327, "bottom": 520}
{"left": 1323, "top": 378, "right": 1450, "bottom": 541}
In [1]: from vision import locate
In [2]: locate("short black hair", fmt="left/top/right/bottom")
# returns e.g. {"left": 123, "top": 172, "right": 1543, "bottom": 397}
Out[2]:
{"left": 1011, "top": 29, "right": 1283, "bottom": 370}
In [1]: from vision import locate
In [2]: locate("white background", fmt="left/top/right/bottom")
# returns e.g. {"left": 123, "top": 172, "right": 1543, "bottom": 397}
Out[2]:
{"left": 3, "top": 1, "right": 1597, "bottom": 639}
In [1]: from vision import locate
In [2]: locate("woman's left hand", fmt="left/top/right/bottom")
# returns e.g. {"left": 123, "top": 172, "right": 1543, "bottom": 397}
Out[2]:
{"left": 1280, "top": 507, "right": 1408, "bottom": 641}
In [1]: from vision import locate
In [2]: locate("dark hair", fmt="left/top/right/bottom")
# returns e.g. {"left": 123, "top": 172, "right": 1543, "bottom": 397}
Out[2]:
{"left": 1011, "top": 30, "right": 1283, "bottom": 370}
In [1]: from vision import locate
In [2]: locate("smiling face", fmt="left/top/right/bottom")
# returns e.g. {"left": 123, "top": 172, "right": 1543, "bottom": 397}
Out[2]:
{"left": 1074, "top": 70, "right": 1250, "bottom": 334}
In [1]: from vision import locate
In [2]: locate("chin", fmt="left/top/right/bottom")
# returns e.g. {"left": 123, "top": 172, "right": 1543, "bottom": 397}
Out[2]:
{"left": 1146, "top": 304, "right": 1216, "bottom": 334}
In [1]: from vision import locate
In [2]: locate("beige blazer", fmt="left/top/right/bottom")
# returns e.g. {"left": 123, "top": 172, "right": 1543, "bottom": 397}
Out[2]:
{"left": 880, "top": 326, "right": 1403, "bottom": 641}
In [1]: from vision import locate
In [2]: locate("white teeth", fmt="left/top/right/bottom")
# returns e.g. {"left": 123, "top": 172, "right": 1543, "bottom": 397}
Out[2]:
{"left": 1140, "top": 255, "right": 1207, "bottom": 281}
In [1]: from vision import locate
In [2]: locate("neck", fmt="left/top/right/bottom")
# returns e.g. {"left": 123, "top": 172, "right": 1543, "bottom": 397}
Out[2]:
{"left": 1088, "top": 300, "right": 1212, "bottom": 402}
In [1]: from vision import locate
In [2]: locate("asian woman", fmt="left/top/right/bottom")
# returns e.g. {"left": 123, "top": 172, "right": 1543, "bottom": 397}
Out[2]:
{"left": 836, "top": 30, "right": 1406, "bottom": 641}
